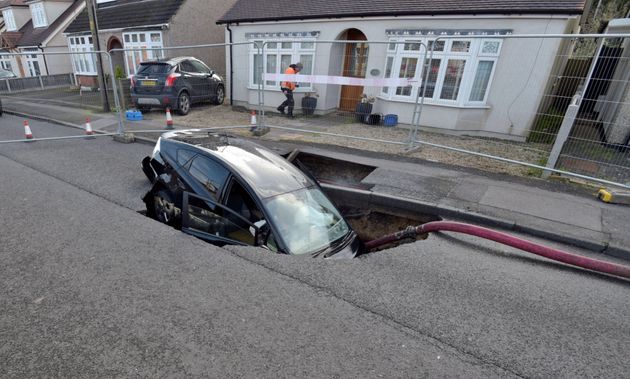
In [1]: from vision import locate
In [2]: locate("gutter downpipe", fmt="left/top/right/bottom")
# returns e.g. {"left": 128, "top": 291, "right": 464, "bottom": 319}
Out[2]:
{"left": 227, "top": 23, "right": 234, "bottom": 106}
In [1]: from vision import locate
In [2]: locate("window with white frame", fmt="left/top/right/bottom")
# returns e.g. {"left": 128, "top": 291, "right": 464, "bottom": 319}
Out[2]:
{"left": 3, "top": 9, "right": 17, "bottom": 31}
{"left": 23, "top": 49, "right": 41, "bottom": 77}
{"left": 123, "top": 31, "right": 164, "bottom": 76}
{"left": 250, "top": 39, "right": 315, "bottom": 90}
{"left": 68, "top": 35, "right": 97, "bottom": 75}
{"left": 30, "top": 2, "right": 47, "bottom": 28}
{"left": 0, "top": 52, "right": 14, "bottom": 73}
{"left": 381, "top": 38, "right": 502, "bottom": 106}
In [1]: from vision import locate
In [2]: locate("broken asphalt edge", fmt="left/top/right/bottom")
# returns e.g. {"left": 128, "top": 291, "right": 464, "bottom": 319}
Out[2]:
{"left": 322, "top": 183, "right": 630, "bottom": 262}
{"left": 7, "top": 108, "right": 629, "bottom": 262}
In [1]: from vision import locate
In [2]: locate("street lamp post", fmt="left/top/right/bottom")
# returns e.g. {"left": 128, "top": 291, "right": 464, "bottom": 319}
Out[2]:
{"left": 85, "top": 0, "right": 109, "bottom": 112}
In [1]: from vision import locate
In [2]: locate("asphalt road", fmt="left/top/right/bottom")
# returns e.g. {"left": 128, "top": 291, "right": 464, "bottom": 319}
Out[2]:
{"left": 1, "top": 115, "right": 629, "bottom": 378}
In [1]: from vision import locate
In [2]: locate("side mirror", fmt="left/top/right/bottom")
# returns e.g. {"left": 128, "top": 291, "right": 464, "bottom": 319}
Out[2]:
{"left": 209, "top": 70, "right": 215, "bottom": 77}
{"left": 254, "top": 220, "right": 270, "bottom": 246}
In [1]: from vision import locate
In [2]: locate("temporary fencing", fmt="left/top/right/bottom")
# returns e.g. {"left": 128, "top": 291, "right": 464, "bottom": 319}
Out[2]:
{"left": 1, "top": 37, "right": 629, "bottom": 190}
{"left": 248, "top": 34, "right": 630, "bottom": 189}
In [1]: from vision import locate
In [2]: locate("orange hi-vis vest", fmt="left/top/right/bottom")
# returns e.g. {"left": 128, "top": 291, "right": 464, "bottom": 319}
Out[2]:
{"left": 281, "top": 67, "right": 298, "bottom": 90}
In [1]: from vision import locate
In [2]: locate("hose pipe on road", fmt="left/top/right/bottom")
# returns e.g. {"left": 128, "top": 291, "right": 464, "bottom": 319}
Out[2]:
{"left": 364, "top": 221, "right": 630, "bottom": 280}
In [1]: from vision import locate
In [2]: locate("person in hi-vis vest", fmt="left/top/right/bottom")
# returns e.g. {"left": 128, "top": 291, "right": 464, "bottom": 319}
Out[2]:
{"left": 277, "top": 62, "right": 303, "bottom": 118}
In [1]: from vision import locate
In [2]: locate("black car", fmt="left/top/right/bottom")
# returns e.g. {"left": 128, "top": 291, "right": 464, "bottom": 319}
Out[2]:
{"left": 131, "top": 57, "right": 224, "bottom": 115}
{"left": 142, "top": 130, "right": 363, "bottom": 258}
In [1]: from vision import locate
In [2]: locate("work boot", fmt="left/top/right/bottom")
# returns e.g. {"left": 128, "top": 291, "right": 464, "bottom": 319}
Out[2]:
{"left": 287, "top": 107, "right": 294, "bottom": 119}
{"left": 276, "top": 106, "right": 285, "bottom": 114}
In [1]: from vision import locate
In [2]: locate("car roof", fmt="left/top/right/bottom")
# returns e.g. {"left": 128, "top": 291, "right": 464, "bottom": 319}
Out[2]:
{"left": 160, "top": 130, "right": 313, "bottom": 199}
{"left": 140, "top": 56, "right": 198, "bottom": 66}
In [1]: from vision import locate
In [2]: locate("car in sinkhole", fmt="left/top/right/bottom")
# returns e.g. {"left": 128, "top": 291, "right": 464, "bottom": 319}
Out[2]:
{"left": 142, "top": 130, "right": 364, "bottom": 258}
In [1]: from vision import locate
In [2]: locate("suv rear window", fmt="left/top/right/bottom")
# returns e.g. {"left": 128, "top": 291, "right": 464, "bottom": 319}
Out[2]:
{"left": 137, "top": 63, "right": 172, "bottom": 75}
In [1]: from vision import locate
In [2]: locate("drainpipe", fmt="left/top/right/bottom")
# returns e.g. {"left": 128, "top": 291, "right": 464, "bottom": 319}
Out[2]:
{"left": 37, "top": 44, "right": 49, "bottom": 75}
{"left": 226, "top": 22, "right": 233, "bottom": 106}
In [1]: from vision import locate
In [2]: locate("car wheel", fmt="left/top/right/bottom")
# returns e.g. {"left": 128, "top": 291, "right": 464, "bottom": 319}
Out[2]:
{"left": 177, "top": 92, "right": 191, "bottom": 115}
{"left": 153, "top": 189, "right": 178, "bottom": 225}
{"left": 213, "top": 85, "right": 225, "bottom": 105}
{"left": 137, "top": 105, "right": 150, "bottom": 112}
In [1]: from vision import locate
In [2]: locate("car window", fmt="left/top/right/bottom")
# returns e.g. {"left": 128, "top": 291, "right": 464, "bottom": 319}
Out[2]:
{"left": 225, "top": 180, "right": 263, "bottom": 224}
{"left": 179, "top": 60, "right": 198, "bottom": 73}
{"left": 177, "top": 149, "right": 196, "bottom": 167}
{"left": 185, "top": 193, "right": 256, "bottom": 246}
{"left": 0, "top": 69, "right": 14, "bottom": 78}
{"left": 137, "top": 63, "right": 171, "bottom": 75}
{"left": 188, "top": 156, "right": 229, "bottom": 198}
{"left": 190, "top": 60, "right": 211, "bottom": 74}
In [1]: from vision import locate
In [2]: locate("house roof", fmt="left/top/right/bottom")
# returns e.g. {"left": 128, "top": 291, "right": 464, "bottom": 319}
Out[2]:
{"left": 0, "top": 0, "right": 27, "bottom": 9}
{"left": 1, "top": 30, "right": 21, "bottom": 48}
{"left": 217, "top": 0, "right": 586, "bottom": 24}
{"left": 16, "top": 0, "right": 82, "bottom": 47}
{"left": 64, "top": 0, "right": 185, "bottom": 34}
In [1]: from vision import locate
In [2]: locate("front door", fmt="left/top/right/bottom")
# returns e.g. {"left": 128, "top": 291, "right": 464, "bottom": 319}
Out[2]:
{"left": 339, "top": 29, "right": 368, "bottom": 112}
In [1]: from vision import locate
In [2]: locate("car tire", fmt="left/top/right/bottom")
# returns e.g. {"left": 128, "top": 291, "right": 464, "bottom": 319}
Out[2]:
{"left": 212, "top": 85, "right": 225, "bottom": 105}
{"left": 177, "top": 91, "right": 191, "bottom": 115}
{"left": 137, "top": 105, "right": 150, "bottom": 112}
{"left": 153, "top": 189, "right": 178, "bottom": 226}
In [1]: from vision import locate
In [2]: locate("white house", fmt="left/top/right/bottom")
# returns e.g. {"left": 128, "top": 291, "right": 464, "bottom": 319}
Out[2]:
{"left": 218, "top": 0, "right": 587, "bottom": 140}
{"left": 0, "top": 0, "right": 83, "bottom": 78}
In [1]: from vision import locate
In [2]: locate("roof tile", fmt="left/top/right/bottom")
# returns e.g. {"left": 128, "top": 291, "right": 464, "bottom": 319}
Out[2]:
{"left": 64, "top": 0, "right": 184, "bottom": 34}
{"left": 218, "top": 0, "right": 586, "bottom": 24}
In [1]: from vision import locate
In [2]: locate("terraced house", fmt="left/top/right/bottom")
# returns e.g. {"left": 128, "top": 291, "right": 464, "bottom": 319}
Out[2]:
{"left": 218, "top": 0, "right": 589, "bottom": 140}
{"left": 0, "top": 0, "right": 83, "bottom": 78}
{"left": 63, "top": 0, "right": 237, "bottom": 87}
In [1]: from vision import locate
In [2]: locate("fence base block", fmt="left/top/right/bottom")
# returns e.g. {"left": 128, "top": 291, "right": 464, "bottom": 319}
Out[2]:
{"left": 113, "top": 133, "right": 135, "bottom": 144}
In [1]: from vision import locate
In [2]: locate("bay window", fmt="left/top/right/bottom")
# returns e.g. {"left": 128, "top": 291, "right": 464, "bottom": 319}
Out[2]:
{"left": 68, "top": 35, "right": 97, "bottom": 75}
{"left": 123, "top": 31, "right": 164, "bottom": 76}
{"left": 381, "top": 38, "right": 502, "bottom": 106}
{"left": 250, "top": 39, "right": 315, "bottom": 90}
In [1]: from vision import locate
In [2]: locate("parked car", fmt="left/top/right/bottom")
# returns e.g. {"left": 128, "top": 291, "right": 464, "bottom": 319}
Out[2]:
{"left": 0, "top": 68, "right": 16, "bottom": 79}
{"left": 142, "top": 130, "right": 363, "bottom": 258}
{"left": 131, "top": 57, "right": 224, "bottom": 115}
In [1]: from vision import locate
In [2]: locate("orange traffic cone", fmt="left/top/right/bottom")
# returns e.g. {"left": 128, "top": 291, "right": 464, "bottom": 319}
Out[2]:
{"left": 249, "top": 110, "right": 257, "bottom": 131}
{"left": 85, "top": 117, "right": 95, "bottom": 137}
{"left": 23, "top": 120, "right": 33, "bottom": 140}
{"left": 165, "top": 108, "right": 174, "bottom": 130}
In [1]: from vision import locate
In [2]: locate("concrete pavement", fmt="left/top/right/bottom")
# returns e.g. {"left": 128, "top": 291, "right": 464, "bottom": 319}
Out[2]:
{"left": 4, "top": 101, "right": 629, "bottom": 260}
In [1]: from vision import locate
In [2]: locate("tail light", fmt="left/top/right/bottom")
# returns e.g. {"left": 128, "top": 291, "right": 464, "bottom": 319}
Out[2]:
{"left": 130, "top": 75, "right": 136, "bottom": 89}
{"left": 165, "top": 73, "right": 181, "bottom": 87}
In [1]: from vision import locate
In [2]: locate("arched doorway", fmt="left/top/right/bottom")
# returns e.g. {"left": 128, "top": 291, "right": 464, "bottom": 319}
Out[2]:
{"left": 339, "top": 28, "right": 368, "bottom": 111}
{"left": 107, "top": 36, "right": 125, "bottom": 77}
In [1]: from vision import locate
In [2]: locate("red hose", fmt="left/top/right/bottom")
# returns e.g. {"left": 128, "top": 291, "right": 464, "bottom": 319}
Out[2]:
{"left": 365, "top": 221, "right": 630, "bottom": 280}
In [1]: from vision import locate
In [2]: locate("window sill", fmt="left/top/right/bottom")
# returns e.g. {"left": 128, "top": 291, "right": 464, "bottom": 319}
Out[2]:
{"left": 377, "top": 95, "right": 490, "bottom": 109}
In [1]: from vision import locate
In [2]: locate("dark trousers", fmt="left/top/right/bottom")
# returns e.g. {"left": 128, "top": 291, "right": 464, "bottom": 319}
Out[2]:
{"left": 278, "top": 88, "right": 294, "bottom": 116}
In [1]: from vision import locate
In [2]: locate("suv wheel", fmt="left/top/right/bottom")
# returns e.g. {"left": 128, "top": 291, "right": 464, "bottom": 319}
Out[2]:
{"left": 213, "top": 85, "right": 225, "bottom": 105}
{"left": 177, "top": 92, "right": 191, "bottom": 115}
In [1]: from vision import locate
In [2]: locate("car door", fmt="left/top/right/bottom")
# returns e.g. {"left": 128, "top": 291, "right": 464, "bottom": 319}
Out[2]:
{"left": 189, "top": 59, "right": 215, "bottom": 101}
{"left": 182, "top": 191, "right": 261, "bottom": 246}
{"left": 178, "top": 60, "right": 203, "bottom": 102}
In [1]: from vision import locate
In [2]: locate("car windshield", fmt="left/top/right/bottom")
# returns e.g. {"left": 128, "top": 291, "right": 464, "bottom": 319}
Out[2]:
{"left": 263, "top": 187, "right": 350, "bottom": 255}
{"left": 137, "top": 63, "right": 171, "bottom": 75}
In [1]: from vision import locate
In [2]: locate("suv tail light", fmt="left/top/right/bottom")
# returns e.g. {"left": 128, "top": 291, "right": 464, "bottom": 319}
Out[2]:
{"left": 165, "top": 73, "right": 181, "bottom": 87}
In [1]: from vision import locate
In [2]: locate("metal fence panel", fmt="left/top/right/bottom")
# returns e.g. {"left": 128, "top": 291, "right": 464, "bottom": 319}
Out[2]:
{"left": 244, "top": 35, "right": 630, "bottom": 189}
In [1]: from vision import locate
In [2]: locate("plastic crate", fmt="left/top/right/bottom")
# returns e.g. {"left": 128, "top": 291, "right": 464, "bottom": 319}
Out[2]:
{"left": 125, "top": 109, "right": 143, "bottom": 121}
{"left": 383, "top": 114, "right": 398, "bottom": 127}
